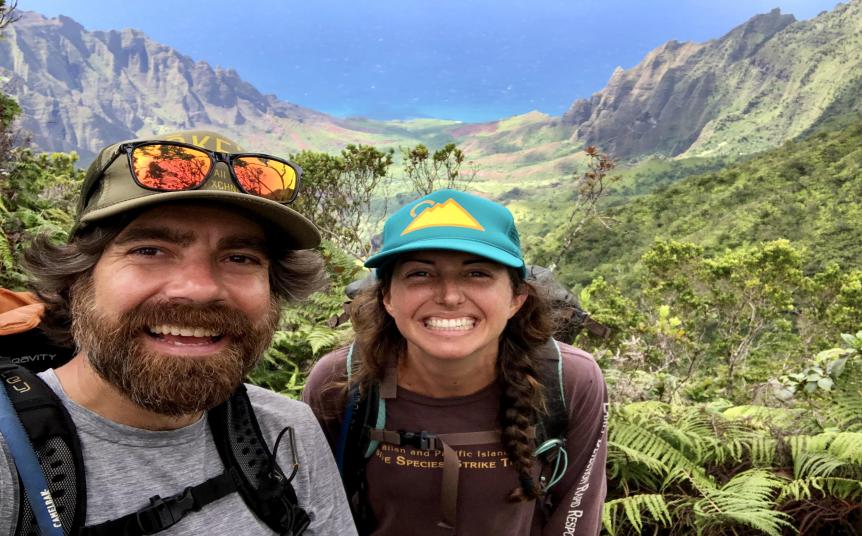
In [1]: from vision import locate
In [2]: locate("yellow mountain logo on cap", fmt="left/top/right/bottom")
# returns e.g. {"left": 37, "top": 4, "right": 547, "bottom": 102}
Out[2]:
{"left": 401, "top": 198, "right": 485, "bottom": 235}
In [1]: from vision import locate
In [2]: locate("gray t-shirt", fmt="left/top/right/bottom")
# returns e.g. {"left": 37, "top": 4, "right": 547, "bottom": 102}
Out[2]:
{"left": 0, "top": 370, "right": 357, "bottom": 535}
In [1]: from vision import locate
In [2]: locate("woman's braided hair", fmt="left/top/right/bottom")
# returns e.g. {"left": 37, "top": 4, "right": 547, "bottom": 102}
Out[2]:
{"left": 348, "top": 263, "right": 555, "bottom": 501}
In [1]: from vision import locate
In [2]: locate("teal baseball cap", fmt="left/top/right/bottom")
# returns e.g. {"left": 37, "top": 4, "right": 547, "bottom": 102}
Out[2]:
{"left": 365, "top": 189, "right": 526, "bottom": 277}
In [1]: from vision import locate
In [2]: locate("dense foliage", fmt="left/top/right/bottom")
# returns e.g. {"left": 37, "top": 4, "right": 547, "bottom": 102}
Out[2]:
{"left": 528, "top": 121, "right": 862, "bottom": 290}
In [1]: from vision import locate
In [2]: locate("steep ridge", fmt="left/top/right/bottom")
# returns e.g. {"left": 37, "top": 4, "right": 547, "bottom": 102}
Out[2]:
{"left": 1, "top": 4, "right": 860, "bottom": 170}
{"left": 0, "top": 12, "right": 421, "bottom": 160}
{"left": 561, "top": 3, "right": 862, "bottom": 159}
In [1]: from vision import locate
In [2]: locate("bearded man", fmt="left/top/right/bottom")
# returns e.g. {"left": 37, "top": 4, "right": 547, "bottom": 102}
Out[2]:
{"left": 0, "top": 131, "right": 357, "bottom": 535}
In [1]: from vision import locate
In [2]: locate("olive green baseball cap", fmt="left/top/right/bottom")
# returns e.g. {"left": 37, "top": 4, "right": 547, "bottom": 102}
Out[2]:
{"left": 72, "top": 130, "right": 320, "bottom": 249}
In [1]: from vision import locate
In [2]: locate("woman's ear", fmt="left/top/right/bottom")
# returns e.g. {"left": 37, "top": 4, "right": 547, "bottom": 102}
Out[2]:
{"left": 508, "top": 292, "right": 528, "bottom": 319}
{"left": 382, "top": 290, "right": 394, "bottom": 315}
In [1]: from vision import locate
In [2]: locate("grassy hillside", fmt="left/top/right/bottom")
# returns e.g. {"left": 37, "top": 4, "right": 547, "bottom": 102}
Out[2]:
{"left": 527, "top": 119, "right": 862, "bottom": 288}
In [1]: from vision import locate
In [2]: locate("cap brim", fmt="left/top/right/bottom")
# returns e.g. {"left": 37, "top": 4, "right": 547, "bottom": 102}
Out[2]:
{"left": 76, "top": 190, "right": 320, "bottom": 249}
{"left": 365, "top": 238, "right": 525, "bottom": 275}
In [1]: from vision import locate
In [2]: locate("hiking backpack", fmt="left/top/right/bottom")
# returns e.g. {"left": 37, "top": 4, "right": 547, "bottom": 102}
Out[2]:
{"left": 333, "top": 339, "right": 571, "bottom": 533}
{"left": 0, "top": 289, "right": 310, "bottom": 536}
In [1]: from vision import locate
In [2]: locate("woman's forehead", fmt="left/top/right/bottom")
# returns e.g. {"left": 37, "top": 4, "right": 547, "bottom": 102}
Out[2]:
{"left": 396, "top": 249, "right": 500, "bottom": 266}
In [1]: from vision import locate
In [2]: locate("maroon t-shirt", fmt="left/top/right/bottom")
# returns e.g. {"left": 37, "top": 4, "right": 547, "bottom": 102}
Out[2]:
{"left": 303, "top": 342, "right": 608, "bottom": 536}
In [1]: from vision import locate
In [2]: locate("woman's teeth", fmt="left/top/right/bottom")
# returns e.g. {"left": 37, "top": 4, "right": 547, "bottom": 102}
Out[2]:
{"left": 425, "top": 318, "right": 475, "bottom": 330}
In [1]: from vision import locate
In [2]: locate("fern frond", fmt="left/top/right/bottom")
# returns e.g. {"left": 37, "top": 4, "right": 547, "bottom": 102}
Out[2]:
{"left": 608, "top": 420, "right": 712, "bottom": 489}
{"left": 796, "top": 452, "right": 853, "bottom": 479}
{"left": 0, "top": 226, "right": 13, "bottom": 271}
{"left": 777, "top": 476, "right": 862, "bottom": 503}
{"left": 693, "top": 469, "right": 792, "bottom": 536}
{"left": 602, "top": 494, "right": 671, "bottom": 535}
{"left": 828, "top": 432, "right": 862, "bottom": 464}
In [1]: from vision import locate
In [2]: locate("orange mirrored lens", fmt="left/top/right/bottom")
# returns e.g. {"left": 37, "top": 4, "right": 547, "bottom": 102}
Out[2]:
{"left": 233, "top": 156, "right": 297, "bottom": 202}
{"left": 131, "top": 144, "right": 212, "bottom": 191}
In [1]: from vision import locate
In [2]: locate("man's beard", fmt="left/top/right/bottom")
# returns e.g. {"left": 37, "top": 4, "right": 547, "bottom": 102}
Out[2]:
{"left": 70, "top": 276, "right": 280, "bottom": 417}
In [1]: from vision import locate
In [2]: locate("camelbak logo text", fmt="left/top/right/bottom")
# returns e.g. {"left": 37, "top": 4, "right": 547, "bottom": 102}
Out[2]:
{"left": 4, "top": 374, "right": 31, "bottom": 394}
{"left": 40, "top": 489, "right": 63, "bottom": 528}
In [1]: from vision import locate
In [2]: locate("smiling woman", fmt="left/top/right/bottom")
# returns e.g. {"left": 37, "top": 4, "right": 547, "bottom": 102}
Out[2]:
{"left": 303, "top": 189, "right": 609, "bottom": 536}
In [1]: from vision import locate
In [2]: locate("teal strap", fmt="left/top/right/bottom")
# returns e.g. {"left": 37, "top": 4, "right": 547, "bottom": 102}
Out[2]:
{"left": 534, "top": 438, "right": 568, "bottom": 491}
{"left": 364, "top": 399, "right": 384, "bottom": 459}
{"left": 345, "top": 343, "right": 355, "bottom": 381}
{"left": 553, "top": 339, "right": 566, "bottom": 412}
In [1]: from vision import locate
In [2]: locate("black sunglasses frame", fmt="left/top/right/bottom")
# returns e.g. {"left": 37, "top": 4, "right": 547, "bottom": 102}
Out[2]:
{"left": 96, "top": 140, "right": 303, "bottom": 204}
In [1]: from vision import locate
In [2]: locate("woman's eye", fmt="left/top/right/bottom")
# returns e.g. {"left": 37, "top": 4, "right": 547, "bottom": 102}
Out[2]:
{"left": 405, "top": 270, "right": 429, "bottom": 278}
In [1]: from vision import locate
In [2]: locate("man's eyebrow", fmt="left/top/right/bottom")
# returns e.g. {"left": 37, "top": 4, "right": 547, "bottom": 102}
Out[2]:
{"left": 113, "top": 227, "right": 196, "bottom": 246}
{"left": 218, "top": 236, "right": 270, "bottom": 254}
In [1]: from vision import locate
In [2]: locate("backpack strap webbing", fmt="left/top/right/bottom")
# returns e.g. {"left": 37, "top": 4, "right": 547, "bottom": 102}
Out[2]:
{"left": 80, "top": 470, "right": 238, "bottom": 536}
{"left": 208, "top": 385, "right": 310, "bottom": 536}
{"left": 1, "top": 360, "right": 86, "bottom": 536}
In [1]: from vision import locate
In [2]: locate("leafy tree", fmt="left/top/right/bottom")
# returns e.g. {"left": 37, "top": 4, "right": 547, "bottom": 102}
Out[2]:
{"left": 401, "top": 142, "right": 475, "bottom": 195}
{"left": 292, "top": 144, "right": 393, "bottom": 260}
{"left": 0, "top": 83, "right": 83, "bottom": 288}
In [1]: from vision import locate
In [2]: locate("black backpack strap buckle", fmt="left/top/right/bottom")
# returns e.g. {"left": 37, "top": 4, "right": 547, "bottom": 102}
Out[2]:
{"left": 136, "top": 487, "right": 196, "bottom": 534}
{"left": 399, "top": 430, "right": 437, "bottom": 451}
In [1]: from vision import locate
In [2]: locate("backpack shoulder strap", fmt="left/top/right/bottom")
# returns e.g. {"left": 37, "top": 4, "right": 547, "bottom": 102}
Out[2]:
{"left": 208, "top": 384, "right": 310, "bottom": 536}
{"left": 336, "top": 343, "right": 385, "bottom": 532}
{"left": 0, "top": 360, "right": 86, "bottom": 536}
{"left": 537, "top": 338, "right": 568, "bottom": 442}
{"left": 338, "top": 344, "right": 386, "bottom": 463}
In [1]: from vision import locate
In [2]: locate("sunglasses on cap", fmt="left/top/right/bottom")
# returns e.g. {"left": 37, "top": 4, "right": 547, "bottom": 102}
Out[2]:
{"left": 96, "top": 141, "right": 301, "bottom": 204}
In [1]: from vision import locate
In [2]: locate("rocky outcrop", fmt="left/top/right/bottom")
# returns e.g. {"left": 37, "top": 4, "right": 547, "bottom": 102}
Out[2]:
{"left": 561, "top": 4, "right": 862, "bottom": 158}
{"left": 0, "top": 12, "right": 360, "bottom": 160}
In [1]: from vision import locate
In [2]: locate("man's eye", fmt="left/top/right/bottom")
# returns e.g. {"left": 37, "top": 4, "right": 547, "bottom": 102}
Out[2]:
{"left": 130, "top": 247, "right": 160, "bottom": 256}
{"left": 227, "top": 254, "right": 260, "bottom": 265}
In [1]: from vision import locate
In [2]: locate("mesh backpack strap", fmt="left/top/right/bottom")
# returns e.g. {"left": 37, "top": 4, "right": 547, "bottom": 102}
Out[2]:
{"left": 208, "top": 385, "right": 310, "bottom": 536}
{"left": 0, "top": 361, "right": 86, "bottom": 536}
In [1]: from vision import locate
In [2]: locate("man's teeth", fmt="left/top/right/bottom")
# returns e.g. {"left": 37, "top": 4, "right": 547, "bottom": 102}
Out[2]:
{"left": 149, "top": 325, "right": 221, "bottom": 337}
{"left": 425, "top": 318, "right": 475, "bottom": 330}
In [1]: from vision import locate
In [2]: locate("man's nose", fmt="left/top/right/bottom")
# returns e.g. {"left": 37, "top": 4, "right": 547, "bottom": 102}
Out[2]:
{"left": 163, "top": 257, "right": 225, "bottom": 303}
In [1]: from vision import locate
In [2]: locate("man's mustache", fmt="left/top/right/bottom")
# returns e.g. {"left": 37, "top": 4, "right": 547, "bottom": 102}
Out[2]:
{"left": 117, "top": 301, "right": 253, "bottom": 338}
